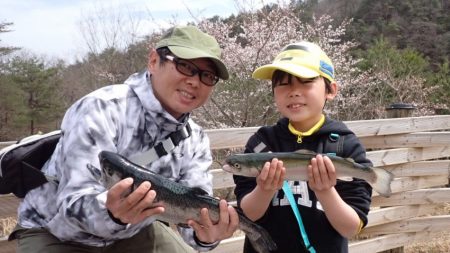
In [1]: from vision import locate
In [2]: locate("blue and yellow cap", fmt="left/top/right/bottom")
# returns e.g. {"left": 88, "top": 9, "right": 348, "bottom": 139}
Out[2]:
{"left": 252, "top": 41, "right": 334, "bottom": 83}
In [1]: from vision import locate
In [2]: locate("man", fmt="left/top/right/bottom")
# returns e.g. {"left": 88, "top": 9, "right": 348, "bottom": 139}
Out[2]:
{"left": 11, "top": 25, "right": 239, "bottom": 253}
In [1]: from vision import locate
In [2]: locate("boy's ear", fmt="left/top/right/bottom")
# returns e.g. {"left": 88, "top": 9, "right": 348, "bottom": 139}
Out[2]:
{"left": 326, "top": 81, "right": 338, "bottom": 101}
{"left": 147, "top": 49, "right": 158, "bottom": 72}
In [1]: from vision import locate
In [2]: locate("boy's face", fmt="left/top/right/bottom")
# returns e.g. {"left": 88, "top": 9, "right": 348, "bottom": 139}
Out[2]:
{"left": 273, "top": 74, "right": 337, "bottom": 131}
{"left": 148, "top": 49, "right": 216, "bottom": 119}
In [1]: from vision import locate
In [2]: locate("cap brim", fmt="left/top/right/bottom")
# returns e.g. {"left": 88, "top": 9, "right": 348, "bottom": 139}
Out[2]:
{"left": 252, "top": 62, "right": 320, "bottom": 80}
{"left": 169, "top": 45, "right": 229, "bottom": 80}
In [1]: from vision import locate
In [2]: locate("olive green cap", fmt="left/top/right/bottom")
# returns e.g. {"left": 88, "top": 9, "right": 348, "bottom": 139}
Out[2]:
{"left": 156, "top": 25, "right": 229, "bottom": 80}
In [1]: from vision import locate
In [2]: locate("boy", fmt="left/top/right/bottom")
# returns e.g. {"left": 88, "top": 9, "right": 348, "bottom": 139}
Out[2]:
{"left": 11, "top": 25, "right": 239, "bottom": 253}
{"left": 234, "top": 41, "right": 372, "bottom": 252}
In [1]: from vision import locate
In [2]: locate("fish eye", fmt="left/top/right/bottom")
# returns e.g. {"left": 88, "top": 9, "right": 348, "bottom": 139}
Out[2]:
{"left": 233, "top": 163, "right": 241, "bottom": 169}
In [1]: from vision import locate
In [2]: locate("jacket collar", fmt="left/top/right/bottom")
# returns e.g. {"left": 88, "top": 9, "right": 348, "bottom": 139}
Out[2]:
{"left": 125, "top": 70, "right": 189, "bottom": 133}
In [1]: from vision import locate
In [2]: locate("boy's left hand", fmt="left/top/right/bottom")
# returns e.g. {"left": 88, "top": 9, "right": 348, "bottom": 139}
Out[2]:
{"left": 307, "top": 154, "right": 337, "bottom": 193}
{"left": 187, "top": 199, "right": 239, "bottom": 244}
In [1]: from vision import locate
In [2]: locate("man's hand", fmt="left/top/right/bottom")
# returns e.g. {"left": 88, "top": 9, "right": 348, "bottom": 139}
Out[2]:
{"left": 187, "top": 199, "right": 239, "bottom": 244}
{"left": 105, "top": 177, "right": 164, "bottom": 224}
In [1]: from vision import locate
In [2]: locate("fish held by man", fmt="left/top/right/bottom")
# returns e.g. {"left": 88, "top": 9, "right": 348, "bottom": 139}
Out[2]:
{"left": 99, "top": 151, "right": 277, "bottom": 253}
{"left": 222, "top": 150, "right": 394, "bottom": 197}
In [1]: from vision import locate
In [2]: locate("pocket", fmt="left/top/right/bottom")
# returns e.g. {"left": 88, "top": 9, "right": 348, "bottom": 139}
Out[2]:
{"left": 12, "top": 226, "right": 47, "bottom": 240}
{"left": 8, "top": 224, "right": 28, "bottom": 240}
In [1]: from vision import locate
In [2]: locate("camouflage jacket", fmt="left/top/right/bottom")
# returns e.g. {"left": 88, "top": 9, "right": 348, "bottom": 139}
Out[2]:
{"left": 17, "top": 71, "right": 215, "bottom": 250}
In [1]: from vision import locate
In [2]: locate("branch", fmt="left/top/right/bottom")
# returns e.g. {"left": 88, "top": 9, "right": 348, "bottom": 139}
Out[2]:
{"left": 209, "top": 97, "right": 238, "bottom": 126}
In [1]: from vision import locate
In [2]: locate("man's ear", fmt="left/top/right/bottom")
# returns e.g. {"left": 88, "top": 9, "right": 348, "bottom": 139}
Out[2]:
{"left": 148, "top": 49, "right": 158, "bottom": 72}
{"left": 326, "top": 81, "right": 338, "bottom": 101}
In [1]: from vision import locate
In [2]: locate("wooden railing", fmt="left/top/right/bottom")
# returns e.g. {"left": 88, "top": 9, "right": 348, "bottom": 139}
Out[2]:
{"left": 1, "top": 115, "right": 449, "bottom": 253}
{"left": 207, "top": 115, "right": 450, "bottom": 253}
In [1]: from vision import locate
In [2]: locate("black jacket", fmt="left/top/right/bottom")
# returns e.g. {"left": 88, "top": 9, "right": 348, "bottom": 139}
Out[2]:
{"left": 234, "top": 117, "right": 372, "bottom": 253}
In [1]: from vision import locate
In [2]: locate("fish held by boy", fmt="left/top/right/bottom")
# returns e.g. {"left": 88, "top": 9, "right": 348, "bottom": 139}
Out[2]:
{"left": 222, "top": 150, "right": 394, "bottom": 197}
{"left": 99, "top": 151, "right": 277, "bottom": 253}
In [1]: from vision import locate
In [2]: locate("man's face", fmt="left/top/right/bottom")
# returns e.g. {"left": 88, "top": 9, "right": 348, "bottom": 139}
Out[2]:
{"left": 148, "top": 49, "right": 217, "bottom": 119}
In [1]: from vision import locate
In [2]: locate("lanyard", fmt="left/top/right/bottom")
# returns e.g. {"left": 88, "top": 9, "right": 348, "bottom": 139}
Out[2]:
{"left": 282, "top": 181, "right": 316, "bottom": 253}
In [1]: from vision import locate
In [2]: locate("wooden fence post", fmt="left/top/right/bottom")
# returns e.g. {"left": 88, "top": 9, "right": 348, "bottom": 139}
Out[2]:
{"left": 385, "top": 103, "right": 415, "bottom": 118}
{"left": 380, "top": 103, "right": 416, "bottom": 253}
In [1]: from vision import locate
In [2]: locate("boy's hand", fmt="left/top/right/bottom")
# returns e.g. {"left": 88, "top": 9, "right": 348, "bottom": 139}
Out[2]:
{"left": 256, "top": 158, "right": 285, "bottom": 192}
{"left": 307, "top": 154, "right": 337, "bottom": 193}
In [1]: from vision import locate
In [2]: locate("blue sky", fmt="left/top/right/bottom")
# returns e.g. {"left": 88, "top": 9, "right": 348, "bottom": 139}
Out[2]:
{"left": 0, "top": 0, "right": 276, "bottom": 63}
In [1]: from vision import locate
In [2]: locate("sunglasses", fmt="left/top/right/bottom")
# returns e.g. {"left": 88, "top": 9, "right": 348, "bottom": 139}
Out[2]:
{"left": 165, "top": 55, "right": 219, "bottom": 86}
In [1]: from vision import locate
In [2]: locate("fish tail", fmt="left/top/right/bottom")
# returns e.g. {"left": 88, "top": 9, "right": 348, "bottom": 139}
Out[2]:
{"left": 240, "top": 218, "right": 277, "bottom": 253}
{"left": 372, "top": 167, "right": 394, "bottom": 197}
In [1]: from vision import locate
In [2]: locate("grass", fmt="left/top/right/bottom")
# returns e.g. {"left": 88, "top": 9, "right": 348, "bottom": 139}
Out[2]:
{"left": 403, "top": 202, "right": 450, "bottom": 253}
{"left": 404, "top": 231, "right": 450, "bottom": 253}
{"left": 0, "top": 217, "right": 16, "bottom": 239}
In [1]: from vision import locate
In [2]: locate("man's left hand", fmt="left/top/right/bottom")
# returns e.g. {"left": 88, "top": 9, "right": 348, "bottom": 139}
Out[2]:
{"left": 187, "top": 199, "right": 239, "bottom": 244}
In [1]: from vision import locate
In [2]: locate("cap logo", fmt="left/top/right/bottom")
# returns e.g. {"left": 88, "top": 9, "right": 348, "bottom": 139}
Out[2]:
{"left": 283, "top": 44, "right": 310, "bottom": 52}
{"left": 319, "top": 60, "right": 334, "bottom": 79}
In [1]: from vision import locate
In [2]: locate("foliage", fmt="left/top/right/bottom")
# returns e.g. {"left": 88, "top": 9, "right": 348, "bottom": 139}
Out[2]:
{"left": 356, "top": 38, "right": 441, "bottom": 116}
{"left": 193, "top": 2, "right": 380, "bottom": 127}
{"left": 1, "top": 55, "right": 64, "bottom": 138}
{"left": 289, "top": 0, "right": 450, "bottom": 115}
{"left": 0, "top": 73, "right": 24, "bottom": 139}
{"left": 426, "top": 60, "right": 450, "bottom": 113}
{"left": 1, "top": 1, "right": 448, "bottom": 139}
{"left": 347, "top": 0, "right": 449, "bottom": 69}
{"left": 56, "top": 40, "right": 150, "bottom": 110}
{"left": 0, "top": 22, "right": 20, "bottom": 57}
{"left": 0, "top": 22, "right": 23, "bottom": 139}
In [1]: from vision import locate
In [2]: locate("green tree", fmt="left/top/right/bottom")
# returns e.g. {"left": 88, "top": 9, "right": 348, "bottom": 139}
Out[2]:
{"left": 427, "top": 61, "right": 450, "bottom": 113}
{"left": 348, "top": 0, "right": 449, "bottom": 68}
{"left": 357, "top": 38, "right": 436, "bottom": 115}
{"left": 0, "top": 21, "right": 22, "bottom": 140}
{"left": 0, "top": 73, "right": 25, "bottom": 140}
{"left": 7, "top": 55, "right": 63, "bottom": 135}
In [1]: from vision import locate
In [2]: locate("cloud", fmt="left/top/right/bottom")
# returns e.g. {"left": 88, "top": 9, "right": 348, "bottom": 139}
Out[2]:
{"left": 0, "top": 0, "right": 278, "bottom": 62}
{"left": 1, "top": 0, "right": 86, "bottom": 61}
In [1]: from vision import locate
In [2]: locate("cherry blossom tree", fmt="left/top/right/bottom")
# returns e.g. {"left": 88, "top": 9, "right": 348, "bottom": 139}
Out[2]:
{"left": 192, "top": 2, "right": 378, "bottom": 128}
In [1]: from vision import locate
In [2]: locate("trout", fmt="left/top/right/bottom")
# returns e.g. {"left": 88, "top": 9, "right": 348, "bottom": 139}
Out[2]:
{"left": 99, "top": 151, "right": 276, "bottom": 253}
{"left": 222, "top": 150, "right": 394, "bottom": 197}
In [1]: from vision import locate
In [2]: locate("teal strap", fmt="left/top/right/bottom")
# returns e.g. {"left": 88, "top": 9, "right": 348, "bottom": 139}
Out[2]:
{"left": 282, "top": 181, "right": 316, "bottom": 253}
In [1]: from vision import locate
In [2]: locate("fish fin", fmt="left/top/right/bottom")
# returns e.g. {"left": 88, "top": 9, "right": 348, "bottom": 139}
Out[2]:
{"left": 194, "top": 194, "right": 217, "bottom": 203}
{"left": 294, "top": 149, "right": 317, "bottom": 155}
{"left": 190, "top": 187, "right": 209, "bottom": 196}
{"left": 344, "top": 157, "right": 356, "bottom": 163}
{"left": 241, "top": 216, "right": 277, "bottom": 253}
{"left": 371, "top": 167, "right": 395, "bottom": 197}
{"left": 338, "top": 177, "right": 354, "bottom": 181}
